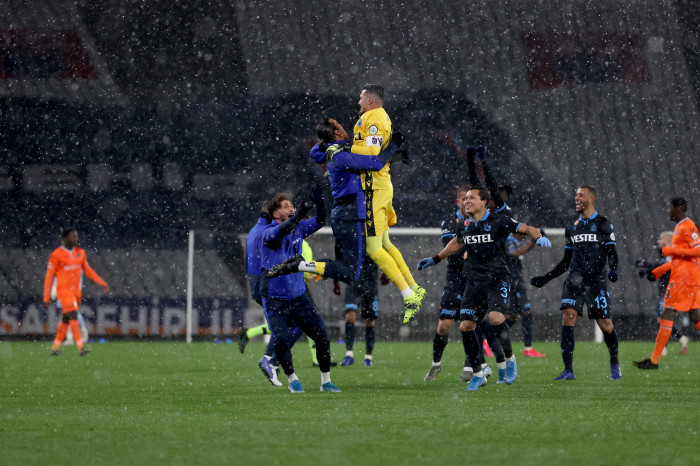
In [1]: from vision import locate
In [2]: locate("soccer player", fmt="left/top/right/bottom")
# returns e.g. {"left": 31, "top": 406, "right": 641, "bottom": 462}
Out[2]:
{"left": 530, "top": 186, "right": 621, "bottom": 380}
{"left": 467, "top": 146, "right": 546, "bottom": 357}
{"left": 259, "top": 188, "right": 340, "bottom": 393}
{"left": 340, "top": 251, "right": 379, "bottom": 367}
{"left": 351, "top": 84, "right": 426, "bottom": 324}
{"left": 418, "top": 187, "right": 551, "bottom": 391}
{"left": 43, "top": 227, "right": 109, "bottom": 356}
{"left": 635, "top": 231, "right": 689, "bottom": 355}
{"left": 634, "top": 197, "right": 700, "bottom": 369}
{"left": 270, "top": 118, "right": 398, "bottom": 285}
{"left": 424, "top": 186, "right": 494, "bottom": 383}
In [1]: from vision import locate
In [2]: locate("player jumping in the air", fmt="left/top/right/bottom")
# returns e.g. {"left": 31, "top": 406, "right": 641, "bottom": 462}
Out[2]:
{"left": 349, "top": 84, "right": 426, "bottom": 324}
{"left": 531, "top": 186, "right": 621, "bottom": 380}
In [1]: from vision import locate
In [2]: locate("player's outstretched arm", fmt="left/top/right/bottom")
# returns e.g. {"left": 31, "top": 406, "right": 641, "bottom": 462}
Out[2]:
{"left": 476, "top": 146, "right": 507, "bottom": 211}
{"left": 648, "top": 261, "right": 672, "bottom": 282}
{"left": 516, "top": 224, "right": 551, "bottom": 248}
{"left": 530, "top": 248, "right": 573, "bottom": 287}
{"left": 299, "top": 183, "right": 327, "bottom": 238}
{"left": 328, "top": 141, "right": 399, "bottom": 172}
{"left": 417, "top": 237, "right": 464, "bottom": 270}
{"left": 661, "top": 246, "right": 700, "bottom": 258}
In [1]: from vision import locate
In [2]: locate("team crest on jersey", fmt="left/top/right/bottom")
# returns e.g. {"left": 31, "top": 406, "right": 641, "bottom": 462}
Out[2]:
{"left": 591, "top": 224, "right": 597, "bottom": 232}
{"left": 369, "top": 125, "right": 378, "bottom": 135}
{"left": 483, "top": 223, "right": 492, "bottom": 232}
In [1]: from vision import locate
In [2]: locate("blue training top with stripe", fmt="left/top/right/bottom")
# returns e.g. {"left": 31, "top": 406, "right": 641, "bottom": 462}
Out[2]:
{"left": 259, "top": 217, "right": 322, "bottom": 299}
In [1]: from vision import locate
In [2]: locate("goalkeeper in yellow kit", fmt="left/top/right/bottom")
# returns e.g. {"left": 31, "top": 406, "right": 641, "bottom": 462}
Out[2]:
{"left": 351, "top": 84, "right": 426, "bottom": 323}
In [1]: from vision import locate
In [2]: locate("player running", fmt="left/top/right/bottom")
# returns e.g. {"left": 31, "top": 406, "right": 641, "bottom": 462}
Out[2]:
{"left": 418, "top": 187, "right": 551, "bottom": 391}
{"left": 635, "top": 231, "right": 689, "bottom": 356}
{"left": 531, "top": 186, "right": 621, "bottom": 380}
{"left": 43, "top": 227, "right": 109, "bottom": 356}
{"left": 634, "top": 197, "right": 700, "bottom": 369}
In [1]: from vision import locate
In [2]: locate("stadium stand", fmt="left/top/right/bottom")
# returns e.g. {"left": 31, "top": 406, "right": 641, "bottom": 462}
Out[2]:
{"left": 0, "top": 0, "right": 698, "bottom": 339}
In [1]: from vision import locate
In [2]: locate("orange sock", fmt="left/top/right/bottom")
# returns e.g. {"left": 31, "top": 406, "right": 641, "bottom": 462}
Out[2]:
{"left": 52, "top": 321, "right": 69, "bottom": 350}
{"left": 651, "top": 319, "right": 674, "bottom": 364}
{"left": 69, "top": 320, "right": 84, "bottom": 350}
{"left": 695, "top": 321, "right": 700, "bottom": 332}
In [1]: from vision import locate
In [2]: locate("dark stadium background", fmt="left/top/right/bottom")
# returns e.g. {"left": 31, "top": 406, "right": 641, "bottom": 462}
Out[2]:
{"left": 1, "top": 0, "right": 698, "bottom": 342}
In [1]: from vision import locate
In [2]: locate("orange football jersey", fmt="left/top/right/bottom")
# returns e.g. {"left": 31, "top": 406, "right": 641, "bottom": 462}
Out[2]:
{"left": 666, "top": 218, "right": 700, "bottom": 286}
{"left": 43, "top": 246, "right": 106, "bottom": 310}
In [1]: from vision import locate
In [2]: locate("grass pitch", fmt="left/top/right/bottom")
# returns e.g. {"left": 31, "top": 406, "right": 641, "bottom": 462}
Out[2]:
{"left": 1, "top": 340, "right": 698, "bottom": 466}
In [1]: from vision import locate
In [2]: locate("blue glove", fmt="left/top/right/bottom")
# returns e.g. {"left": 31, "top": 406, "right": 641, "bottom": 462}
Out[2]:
{"left": 608, "top": 269, "right": 618, "bottom": 282}
{"left": 536, "top": 237, "right": 552, "bottom": 248}
{"left": 417, "top": 257, "right": 436, "bottom": 270}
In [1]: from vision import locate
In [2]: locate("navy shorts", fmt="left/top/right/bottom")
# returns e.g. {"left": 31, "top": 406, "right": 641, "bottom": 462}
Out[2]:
{"left": 507, "top": 278, "right": 531, "bottom": 315}
{"left": 459, "top": 274, "right": 511, "bottom": 322}
{"left": 560, "top": 275, "right": 612, "bottom": 319}
{"left": 440, "top": 276, "right": 465, "bottom": 320}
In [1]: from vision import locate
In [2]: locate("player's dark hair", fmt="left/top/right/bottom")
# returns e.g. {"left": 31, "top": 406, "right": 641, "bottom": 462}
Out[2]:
{"left": 456, "top": 185, "right": 470, "bottom": 196}
{"left": 580, "top": 185, "right": 597, "bottom": 198}
{"left": 670, "top": 197, "right": 688, "bottom": 212}
{"left": 316, "top": 119, "right": 336, "bottom": 145}
{"left": 61, "top": 227, "right": 76, "bottom": 238}
{"left": 267, "top": 193, "right": 293, "bottom": 218}
{"left": 499, "top": 185, "right": 513, "bottom": 197}
{"left": 362, "top": 84, "right": 385, "bottom": 104}
{"left": 468, "top": 186, "right": 489, "bottom": 201}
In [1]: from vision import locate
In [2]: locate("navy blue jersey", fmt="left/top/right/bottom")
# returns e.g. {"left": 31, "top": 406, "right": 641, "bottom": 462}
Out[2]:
{"left": 440, "top": 209, "right": 468, "bottom": 281}
{"left": 565, "top": 211, "right": 616, "bottom": 280}
{"left": 245, "top": 215, "right": 270, "bottom": 302}
{"left": 309, "top": 141, "right": 396, "bottom": 221}
{"left": 456, "top": 210, "right": 521, "bottom": 279}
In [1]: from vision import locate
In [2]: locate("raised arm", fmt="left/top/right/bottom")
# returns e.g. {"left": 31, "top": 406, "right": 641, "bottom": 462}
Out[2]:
{"left": 417, "top": 236, "right": 465, "bottom": 270}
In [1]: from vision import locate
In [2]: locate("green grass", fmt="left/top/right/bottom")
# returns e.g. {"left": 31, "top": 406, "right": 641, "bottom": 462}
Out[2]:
{"left": 1, "top": 340, "right": 699, "bottom": 465}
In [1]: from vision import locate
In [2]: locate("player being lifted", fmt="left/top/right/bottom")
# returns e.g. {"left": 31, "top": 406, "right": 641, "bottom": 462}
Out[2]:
{"left": 634, "top": 197, "right": 700, "bottom": 369}
{"left": 43, "top": 227, "right": 109, "bottom": 356}
{"left": 531, "top": 186, "right": 621, "bottom": 380}
{"left": 350, "top": 84, "right": 425, "bottom": 324}
{"left": 418, "top": 187, "right": 551, "bottom": 391}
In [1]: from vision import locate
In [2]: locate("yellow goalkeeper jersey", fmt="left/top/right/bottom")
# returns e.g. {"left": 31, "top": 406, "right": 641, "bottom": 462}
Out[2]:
{"left": 352, "top": 107, "right": 392, "bottom": 191}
